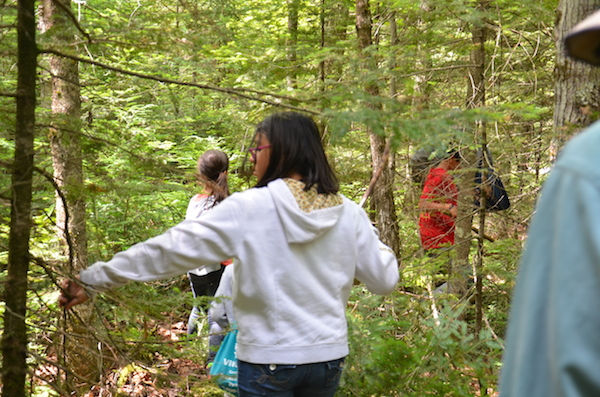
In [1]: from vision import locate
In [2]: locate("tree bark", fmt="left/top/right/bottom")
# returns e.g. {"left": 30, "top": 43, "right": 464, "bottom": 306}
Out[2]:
{"left": 450, "top": 0, "right": 488, "bottom": 297}
{"left": 554, "top": 0, "right": 600, "bottom": 155}
{"left": 1, "top": 0, "right": 36, "bottom": 396}
{"left": 412, "top": 2, "right": 433, "bottom": 112}
{"left": 388, "top": 11, "right": 398, "bottom": 98}
{"left": 469, "top": 6, "right": 490, "bottom": 325}
{"left": 287, "top": 0, "right": 300, "bottom": 90}
{"left": 355, "top": 0, "right": 401, "bottom": 257}
{"left": 41, "top": 0, "right": 88, "bottom": 272}
{"left": 325, "top": 0, "right": 350, "bottom": 80}
{"left": 40, "top": 0, "right": 95, "bottom": 391}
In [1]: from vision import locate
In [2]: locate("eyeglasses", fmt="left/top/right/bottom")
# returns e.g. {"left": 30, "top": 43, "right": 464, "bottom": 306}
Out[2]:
{"left": 249, "top": 145, "right": 271, "bottom": 160}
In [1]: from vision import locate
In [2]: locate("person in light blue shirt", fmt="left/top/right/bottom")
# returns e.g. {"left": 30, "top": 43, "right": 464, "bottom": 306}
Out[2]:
{"left": 500, "top": 9, "right": 600, "bottom": 397}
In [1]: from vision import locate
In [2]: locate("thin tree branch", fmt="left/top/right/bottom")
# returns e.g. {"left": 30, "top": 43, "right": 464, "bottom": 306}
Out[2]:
{"left": 35, "top": 123, "right": 188, "bottom": 177}
{"left": 38, "top": 48, "right": 321, "bottom": 115}
{"left": 399, "top": 64, "right": 478, "bottom": 79}
{"left": 359, "top": 137, "right": 392, "bottom": 208}
{"left": 51, "top": 0, "right": 93, "bottom": 43}
{"left": 228, "top": 86, "right": 314, "bottom": 103}
{"left": 70, "top": 37, "right": 148, "bottom": 47}
{"left": 0, "top": 92, "right": 17, "bottom": 97}
{"left": 27, "top": 351, "right": 99, "bottom": 388}
{"left": 32, "top": 165, "right": 75, "bottom": 270}
{"left": 38, "top": 64, "right": 83, "bottom": 88}
{"left": 471, "top": 226, "right": 494, "bottom": 242}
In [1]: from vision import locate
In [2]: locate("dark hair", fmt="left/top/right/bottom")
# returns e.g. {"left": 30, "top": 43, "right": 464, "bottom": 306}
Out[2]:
{"left": 198, "top": 149, "right": 230, "bottom": 205}
{"left": 253, "top": 112, "right": 339, "bottom": 194}
{"left": 446, "top": 150, "right": 461, "bottom": 160}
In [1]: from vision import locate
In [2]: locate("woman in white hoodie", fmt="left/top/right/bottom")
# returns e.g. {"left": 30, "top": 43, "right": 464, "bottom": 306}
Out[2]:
{"left": 59, "top": 111, "right": 399, "bottom": 397}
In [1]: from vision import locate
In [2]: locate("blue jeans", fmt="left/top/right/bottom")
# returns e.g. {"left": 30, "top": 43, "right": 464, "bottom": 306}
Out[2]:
{"left": 238, "top": 357, "right": 345, "bottom": 397}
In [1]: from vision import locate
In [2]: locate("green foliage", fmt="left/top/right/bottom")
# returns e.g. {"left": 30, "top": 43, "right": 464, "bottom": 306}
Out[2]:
{"left": 339, "top": 291, "right": 504, "bottom": 396}
{"left": 0, "top": 0, "right": 560, "bottom": 394}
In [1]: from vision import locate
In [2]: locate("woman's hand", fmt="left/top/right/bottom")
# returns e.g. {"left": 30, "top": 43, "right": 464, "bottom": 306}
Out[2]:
{"left": 58, "top": 276, "right": 89, "bottom": 309}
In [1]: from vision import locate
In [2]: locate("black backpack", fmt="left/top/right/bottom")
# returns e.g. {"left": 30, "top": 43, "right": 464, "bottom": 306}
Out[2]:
{"left": 474, "top": 148, "right": 510, "bottom": 211}
{"left": 474, "top": 168, "right": 510, "bottom": 211}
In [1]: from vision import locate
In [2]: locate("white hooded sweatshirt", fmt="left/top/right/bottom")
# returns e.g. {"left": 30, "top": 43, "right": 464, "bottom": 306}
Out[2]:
{"left": 80, "top": 178, "right": 399, "bottom": 365}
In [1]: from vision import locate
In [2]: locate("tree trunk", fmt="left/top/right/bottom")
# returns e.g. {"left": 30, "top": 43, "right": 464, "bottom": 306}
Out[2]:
{"left": 1, "top": 0, "right": 36, "bottom": 396}
{"left": 452, "top": 151, "right": 477, "bottom": 297}
{"left": 318, "top": 0, "right": 350, "bottom": 138}
{"left": 41, "top": 0, "right": 88, "bottom": 273}
{"left": 287, "top": 0, "right": 300, "bottom": 89}
{"left": 554, "top": 0, "right": 600, "bottom": 154}
{"left": 388, "top": 11, "right": 398, "bottom": 98}
{"left": 40, "top": 0, "right": 96, "bottom": 391}
{"left": 412, "top": 2, "right": 433, "bottom": 112}
{"left": 325, "top": 0, "right": 350, "bottom": 80}
{"left": 319, "top": 0, "right": 326, "bottom": 87}
{"left": 355, "top": 0, "right": 401, "bottom": 257}
{"left": 468, "top": 5, "right": 490, "bottom": 325}
{"left": 450, "top": 0, "right": 488, "bottom": 297}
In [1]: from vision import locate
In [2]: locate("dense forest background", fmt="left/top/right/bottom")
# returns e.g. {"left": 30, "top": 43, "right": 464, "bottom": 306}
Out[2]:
{"left": 1, "top": 0, "right": 596, "bottom": 395}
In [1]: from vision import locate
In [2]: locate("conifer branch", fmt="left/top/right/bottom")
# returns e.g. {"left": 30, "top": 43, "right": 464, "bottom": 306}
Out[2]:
{"left": 39, "top": 48, "right": 321, "bottom": 115}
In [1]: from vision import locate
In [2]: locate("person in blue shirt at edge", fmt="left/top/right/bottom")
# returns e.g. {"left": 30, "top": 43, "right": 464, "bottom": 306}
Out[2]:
{"left": 59, "top": 111, "right": 399, "bottom": 397}
{"left": 500, "top": 10, "right": 600, "bottom": 397}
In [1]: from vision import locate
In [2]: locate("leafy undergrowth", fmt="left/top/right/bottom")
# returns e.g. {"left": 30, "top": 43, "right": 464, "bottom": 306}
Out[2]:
{"left": 337, "top": 286, "right": 505, "bottom": 397}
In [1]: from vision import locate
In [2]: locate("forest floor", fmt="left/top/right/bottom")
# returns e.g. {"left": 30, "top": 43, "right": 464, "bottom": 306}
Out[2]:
{"left": 36, "top": 320, "right": 225, "bottom": 397}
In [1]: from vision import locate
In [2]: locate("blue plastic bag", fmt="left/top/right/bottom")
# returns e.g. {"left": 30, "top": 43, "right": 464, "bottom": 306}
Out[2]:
{"left": 209, "top": 329, "right": 238, "bottom": 396}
